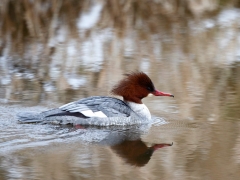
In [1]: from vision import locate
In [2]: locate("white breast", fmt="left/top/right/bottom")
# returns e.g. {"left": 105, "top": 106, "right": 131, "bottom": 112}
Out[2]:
{"left": 125, "top": 102, "right": 151, "bottom": 120}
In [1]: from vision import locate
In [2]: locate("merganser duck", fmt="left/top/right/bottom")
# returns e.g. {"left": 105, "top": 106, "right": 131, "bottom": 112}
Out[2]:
{"left": 17, "top": 72, "right": 174, "bottom": 126}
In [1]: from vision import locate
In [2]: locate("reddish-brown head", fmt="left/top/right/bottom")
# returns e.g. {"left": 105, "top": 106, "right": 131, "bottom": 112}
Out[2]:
{"left": 111, "top": 72, "right": 174, "bottom": 104}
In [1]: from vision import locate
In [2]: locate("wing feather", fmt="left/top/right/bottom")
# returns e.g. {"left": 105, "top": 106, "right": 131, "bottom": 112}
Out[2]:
{"left": 59, "top": 96, "right": 132, "bottom": 118}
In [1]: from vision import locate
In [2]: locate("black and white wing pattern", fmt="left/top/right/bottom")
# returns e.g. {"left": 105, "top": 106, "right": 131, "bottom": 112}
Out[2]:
{"left": 17, "top": 96, "right": 134, "bottom": 124}
{"left": 59, "top": 96, "right": 132, "bottom": 118}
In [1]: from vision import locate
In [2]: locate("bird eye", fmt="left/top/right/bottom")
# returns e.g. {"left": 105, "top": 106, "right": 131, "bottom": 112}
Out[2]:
{"left": 147, "top": 87, "right": 152, "bottom": 91}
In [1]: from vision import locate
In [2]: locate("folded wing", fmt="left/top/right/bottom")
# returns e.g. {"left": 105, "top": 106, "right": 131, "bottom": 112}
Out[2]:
{"left": 59, "top": 96, "right": 132, "bottom": 118}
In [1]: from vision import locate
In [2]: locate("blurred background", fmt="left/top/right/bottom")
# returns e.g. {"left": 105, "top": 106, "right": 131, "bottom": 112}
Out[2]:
{"left": 0, "top": 0, "right": 240, "bottom": 179}
{"left": 0, "top": 0, "right": 240, "bottom": 117}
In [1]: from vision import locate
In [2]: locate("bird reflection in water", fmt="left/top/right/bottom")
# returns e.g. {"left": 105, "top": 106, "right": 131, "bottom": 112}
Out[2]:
{"left": 70, "top": 123, "right": 173, "bottom": 167}
{"left": 111, "top": 140, "right": 173, "bottom": 167}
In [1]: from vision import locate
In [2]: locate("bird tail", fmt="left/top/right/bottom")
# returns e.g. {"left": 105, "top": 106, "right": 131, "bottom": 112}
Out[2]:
{"left": 17, "top": 112, "right": 43, "bottom": 123}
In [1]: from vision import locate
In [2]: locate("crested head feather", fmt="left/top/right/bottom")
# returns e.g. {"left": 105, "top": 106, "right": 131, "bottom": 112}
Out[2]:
{"left": 111, "top": 71, "right": 155, "bottom": 103}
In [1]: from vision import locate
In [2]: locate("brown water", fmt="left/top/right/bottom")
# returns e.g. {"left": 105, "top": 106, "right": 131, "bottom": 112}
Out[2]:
{"left": 0, "top": 1, "right": 240, "bottom": 179}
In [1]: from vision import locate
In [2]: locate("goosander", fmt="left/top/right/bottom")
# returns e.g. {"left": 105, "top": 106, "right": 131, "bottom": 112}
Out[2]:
{"left": 17, "top": 72, "right": 174, "bottom": 126}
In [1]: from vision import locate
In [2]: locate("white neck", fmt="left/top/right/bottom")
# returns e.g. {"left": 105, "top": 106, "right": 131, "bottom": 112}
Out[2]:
{"left": 125, "top": 101, "right": 151, "bottom": 120}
